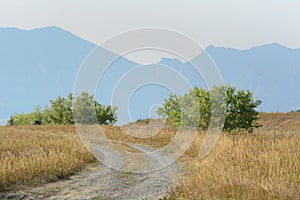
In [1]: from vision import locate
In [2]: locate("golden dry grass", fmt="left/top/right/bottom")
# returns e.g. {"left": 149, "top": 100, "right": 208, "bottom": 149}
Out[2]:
{"left": 0, "top": 112, "right": 299, "bottom": 199}
{"left": 167, "top": 112, "right": 300, "bottom": 199}
{"left": 0, "top": 125, "right": 94, "bottom": 190}
{"left": 80, "top": 113, "right": 300, "bottom": 199}
{"left": 0, "top": 123, "right": 175, "bottom": 191}
{"left": 169, "top": 132, "right": 300, "bottom": 199}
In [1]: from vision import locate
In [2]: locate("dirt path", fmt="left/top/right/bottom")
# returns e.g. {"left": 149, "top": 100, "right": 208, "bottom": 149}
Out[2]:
{"left": 0, "top": 144, "right": 181, "bottom": 200}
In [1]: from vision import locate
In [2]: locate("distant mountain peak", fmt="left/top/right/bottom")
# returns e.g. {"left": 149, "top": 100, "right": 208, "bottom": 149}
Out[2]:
{"left": 206, "top": 42, "right": 292, "bottom": 52}
{"left": 0, "top": 27, "right": 20, "bottom": 30}
{"left": 248, "top": 42, "right": 291, "bottom": 51}
{"left": 0, "top": 26, "right": 90, "bottom": 43}
{"left": 30, "top": 26, "right": 71, "bottom": 33}
{"left": 0, "top": 25, "right": 62, "bottom": 31}
{"left": 159, "top": 57, "right": 184, "bottom": 65}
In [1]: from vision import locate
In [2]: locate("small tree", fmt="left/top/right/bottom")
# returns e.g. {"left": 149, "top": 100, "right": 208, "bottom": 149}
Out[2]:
{"left": 7, "top": 113, "right": 32, "bottom": 125}
{"left": 95, "top": 102, "right": 117, "bottom": 125}
{"left": 49, "top": 93, "right": 74, "bottom": 125}
{"left": 73, "top": 92, "right": 117, "bottom": 125}
{"left": 7, "top": 116, "right": 14, "bottom": 125}
{"left": 157, "top": 93, "right": 181, "bottom": 127}
{"left": 73, "top": 92, "right": 97, "bottom": 124}
{"left": 157, "top": 85, "right": 262, "bottom": 133}
{"left": 223, "top": 88, "right": 262, "bottom": 132}
{"left": 7, "top": 92, "right": 118, "bottom": 126}
{"left": 32, "top": 105, "right": 43, "bottom": 125}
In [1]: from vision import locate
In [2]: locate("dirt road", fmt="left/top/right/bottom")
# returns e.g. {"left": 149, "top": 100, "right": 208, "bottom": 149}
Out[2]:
{"left": 0, "top": 144, "right": 181, "bottom": 200}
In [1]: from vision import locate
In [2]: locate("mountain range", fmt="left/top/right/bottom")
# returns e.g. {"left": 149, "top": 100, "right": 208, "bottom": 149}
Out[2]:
{"left": 1, "top": 26, "right": 299, "bottom": 124}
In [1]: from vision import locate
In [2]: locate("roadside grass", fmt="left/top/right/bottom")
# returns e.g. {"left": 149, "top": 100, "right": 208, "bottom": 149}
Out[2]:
{"left": 0, "top": 125, "right": 95, "bottom": 191}
{"left": 166, "top": 113, "right": 300, "bottom": 199}
{"left": 169, "top": 132, "right": 300, "bottom": 199}
{"left": 0, "top": 112, "right": 299, "bottom": 199}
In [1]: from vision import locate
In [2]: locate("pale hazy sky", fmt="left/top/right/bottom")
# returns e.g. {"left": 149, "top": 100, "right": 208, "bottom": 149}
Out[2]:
{"left": 0, "top": 0, "right": 300, "bottom": 49}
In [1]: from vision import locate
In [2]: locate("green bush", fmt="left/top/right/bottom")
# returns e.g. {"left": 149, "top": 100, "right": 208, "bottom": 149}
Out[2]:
{"left": 48, "top": 93, "right": 74, "bottom": 125}
{"left": 157, "top": 85, "right": 262, "bottom": 133}
{"left": 7, "top": 92, "right": 117, "bottom": 125}
{"left": 73, "top": 92, "right": 117, "bottom": 125}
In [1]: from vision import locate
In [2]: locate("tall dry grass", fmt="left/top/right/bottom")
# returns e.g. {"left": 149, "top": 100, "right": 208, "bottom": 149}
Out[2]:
{"left": 167, "top": 113, "right": 300, "bottom": 199}
{"left": 79, "top": 114, "right": 300, "bottom": 199}
{"left": 0, "top": 113, "right": 299, "bottom": 199}
{"left": 0, "top": 123, "right": 175, "bottom": 191}
{"left": 0, "top": 125, "right": 94, "bottom": 190}
{"left": 167, "top": 133, "right": 300, "bottom": 199}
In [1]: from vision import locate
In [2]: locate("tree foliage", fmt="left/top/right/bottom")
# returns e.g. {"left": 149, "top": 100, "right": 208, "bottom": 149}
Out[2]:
{"left": 73, "top": 92, "right": 117, "bottom": 125}
{"left": 157, "top": 85, "right": 262, "bottom": 133}
{"left": 48, "top": 94, "right": 74, "bottom": 125}
{"left": 7, "top": 92, "right": 117, "bottom": 125}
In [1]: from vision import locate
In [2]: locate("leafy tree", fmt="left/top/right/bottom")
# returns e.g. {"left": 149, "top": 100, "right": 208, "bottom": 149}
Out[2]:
{"left": 32, "top": 105, "right": 43, "bottom": 125}
{"left": 49, "top": 93, "right": 74, "bottom": 125}
{"left": 7, "top": 113, "right": 30, "bottom": 125}
{"left": 157, "top": 93, "right": 181, "bottom": 127}
{"left": 7, "top": 92, "right": 118, "bottom": 126}
{"left": 185, "top": 87, "right": 212, "bottom": 129}
{"left": 7, "top": 116, "right": 14, "bottom": 126}
{"left": 41, "top": 105, "right": 51, "bottom": 124}
{"left": 95, "top": 102, "right": 117, "bottom": 125}
{"left": 73, "top": 92, "right": 97, "bottom": 124}
{"left": 73, "top": 92, "right": 117, "bottom": 125}
{"left": 223, "top": 87, "right": 262, "bottom": 132}
{"left": 157, "top": 85, "right": 262, "bottom": 133}
{"left": 7, "top": 106, "right": 44, "bottom": 125}
{"left": 290, "top": 109, "right": 300, "bottom": 113}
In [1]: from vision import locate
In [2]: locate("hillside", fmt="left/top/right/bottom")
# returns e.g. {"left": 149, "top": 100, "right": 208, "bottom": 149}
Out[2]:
{"left": 160, "top": 43, "right": 300, "bottom": 112}
{"left": 0, "top": 26, "right": 138, "bottom": 123}
{"left": 1, "top": 26, "right": 300, "bottom": 124}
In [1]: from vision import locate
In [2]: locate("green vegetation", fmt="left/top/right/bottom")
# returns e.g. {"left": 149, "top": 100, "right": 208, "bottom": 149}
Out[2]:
{"left": 157, "top": 85, "right": 262, "bottom": 132}
{"left": 73, "top": 92, "right": 117, "bottom": 124}
{"left": 7, "top": 92, "right": 117, "bottom": 125}
{"left": 290, "top": 109, "right": 300, "bottom": 113}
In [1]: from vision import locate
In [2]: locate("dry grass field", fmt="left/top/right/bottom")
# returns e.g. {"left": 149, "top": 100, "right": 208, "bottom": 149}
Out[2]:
{"left": 169, "top": 132, "right": 300, "bottom": 199}
{"left": 107, "top": 113, "right": 300, "bottom": 199}
{"left": 0, "top": 112, "right": 299, "bottom": 199}
{"left": 0, "top": 126, "right": 94, "bottom": 191}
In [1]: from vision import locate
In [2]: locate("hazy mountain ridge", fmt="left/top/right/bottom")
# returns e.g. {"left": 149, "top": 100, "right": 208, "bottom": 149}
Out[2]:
{"left": 205, "top": 43, "right": 300, "bottom": 111}
{"left": 161, "top": 42, "right": 300, "bottom": 112}
{"left": 0, "top": 26, "right": 299, "bottom": 124}
{"left": 0, "top": 26, "right": 94, "bottom": 118}
{"left": 0, "top": 26, "right": 139, "bottom": 123}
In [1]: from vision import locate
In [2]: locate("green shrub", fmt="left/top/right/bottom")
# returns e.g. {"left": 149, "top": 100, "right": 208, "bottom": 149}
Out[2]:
{"left": 7, "top": 92, "right": 117, "bottom": 125}
{"left": 157, "top": 85, "right": 262, "bottom": 133}
{"left": 73, "top": 92, "right": 117, "bottom": 125}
